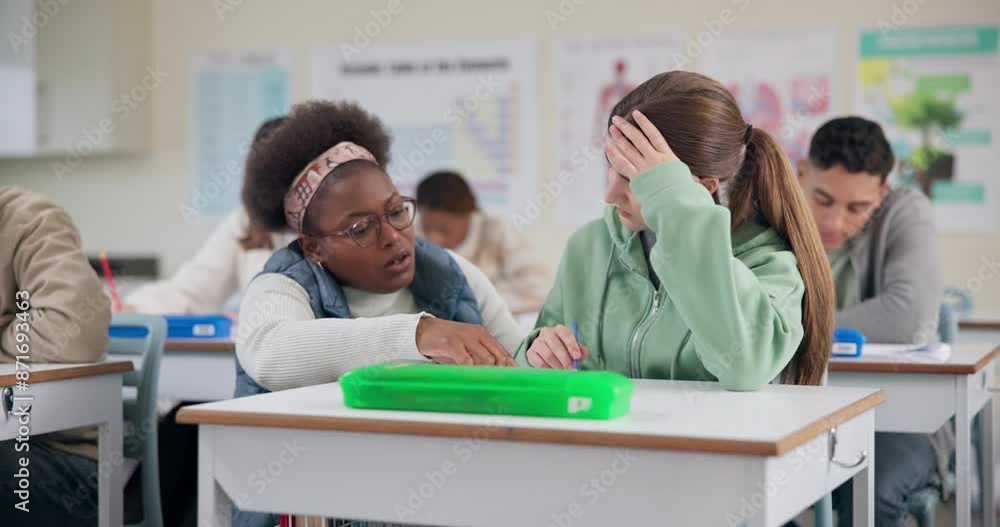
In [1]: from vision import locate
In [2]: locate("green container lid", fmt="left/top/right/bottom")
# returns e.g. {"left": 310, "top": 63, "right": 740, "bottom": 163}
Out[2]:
{"left": 340, "top": 363, "right": 634, "bottom": 420}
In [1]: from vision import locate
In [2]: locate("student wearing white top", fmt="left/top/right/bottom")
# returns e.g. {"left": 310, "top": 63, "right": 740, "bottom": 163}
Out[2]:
{"left": 123, "top": 207, "right": 295, "bottom": 313}
{"left": 121, "top": 117, "right": 292, "bottom": 526}
{"left": 415, "top": 170, "right": 552, "bottom": 315}
{"left": 234, "top": 101, "right": 520, "bottom": 526}
{"left": 123, "top": 117, "right": 294, "bottom": 314}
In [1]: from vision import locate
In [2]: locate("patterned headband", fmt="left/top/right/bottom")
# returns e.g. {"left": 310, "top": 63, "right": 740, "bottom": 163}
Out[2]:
{"left": 283, "top": 141, "right": 377, "bottom": 233}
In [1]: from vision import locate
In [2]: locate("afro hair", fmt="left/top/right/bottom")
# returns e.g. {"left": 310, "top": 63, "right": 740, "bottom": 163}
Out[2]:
{"left": 251, "top": 115, "right": 288, "bottom": 146}
{"left": 243, "top": 100, "right": 392, "bottom": 232}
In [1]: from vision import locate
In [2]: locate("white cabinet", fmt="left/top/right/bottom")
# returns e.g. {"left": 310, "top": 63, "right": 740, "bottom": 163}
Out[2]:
{"left": 0, "top": 0, "right": 37, "bottom": 156}
{"left": 0, "top": 0, "right": 150, "bottom": 158}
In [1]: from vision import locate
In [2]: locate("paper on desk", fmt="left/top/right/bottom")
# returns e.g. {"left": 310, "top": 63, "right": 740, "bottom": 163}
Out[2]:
{"left": 861, "top": 343, "right": 952, "bottom": 363}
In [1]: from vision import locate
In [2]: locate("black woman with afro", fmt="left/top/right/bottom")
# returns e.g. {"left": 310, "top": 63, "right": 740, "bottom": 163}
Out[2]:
{"left": 233, "top": 98, "right": 522, "bottom": 527}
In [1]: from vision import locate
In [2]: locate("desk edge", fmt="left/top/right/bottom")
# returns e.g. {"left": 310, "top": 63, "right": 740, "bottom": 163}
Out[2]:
{"left": 958, "top": 320, "right": 1000, "bottom": 330}
{"left": 164, "top": 340, "right": 236, "bottom": 352}
{"left": 829, "top": 345, "right": 999, "bottom": 374}
{"left": 177, "top": 388, "right": 885, "bottom": 457}
{"left": 774, "top": 389, "right": 884, "bottom": 455}
{"left": 0, "top": 361, "right": 133, "bottom": 385}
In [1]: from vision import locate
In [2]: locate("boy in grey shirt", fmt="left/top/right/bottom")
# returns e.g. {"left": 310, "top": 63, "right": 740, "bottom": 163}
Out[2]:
{"left": 798, "top": 116, "right": 945, "bottom": 527}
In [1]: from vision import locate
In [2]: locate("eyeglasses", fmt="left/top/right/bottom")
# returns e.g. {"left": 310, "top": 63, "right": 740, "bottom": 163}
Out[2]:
{"left": 314, "top": 198, "right": 416, "bottom": 248}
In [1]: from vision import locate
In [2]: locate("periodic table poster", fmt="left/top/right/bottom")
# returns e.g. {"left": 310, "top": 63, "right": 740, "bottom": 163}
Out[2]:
{"left": 312, "top": 40, "right": 541, "bottom": 215}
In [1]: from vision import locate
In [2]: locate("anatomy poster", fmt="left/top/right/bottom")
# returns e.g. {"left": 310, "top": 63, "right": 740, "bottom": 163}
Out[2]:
{"left": 554, "top": 35, "right": 687, "bottom": 225}
{"left": 702, "top": 29, "right": 839, "bottom": 166}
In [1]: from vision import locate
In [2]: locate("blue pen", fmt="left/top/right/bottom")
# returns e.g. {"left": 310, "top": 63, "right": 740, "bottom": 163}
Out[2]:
{"left": 572, "top": 321, "right": 580, "bottom": 369}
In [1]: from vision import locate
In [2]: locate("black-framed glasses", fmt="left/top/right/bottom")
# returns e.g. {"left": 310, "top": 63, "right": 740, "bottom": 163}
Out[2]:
{"left": 314, "top": 198, "right": 416, "bottom": 248}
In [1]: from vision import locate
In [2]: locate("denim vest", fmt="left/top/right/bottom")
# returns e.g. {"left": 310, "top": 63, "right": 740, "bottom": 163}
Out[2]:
{"left": 234, "top": 237, "right": 483, "bottom": 397}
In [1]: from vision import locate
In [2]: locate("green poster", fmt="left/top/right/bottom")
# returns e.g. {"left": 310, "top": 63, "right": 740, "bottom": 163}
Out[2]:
{"left": 855, "top": 25, "right": 1000, "bottom": 231}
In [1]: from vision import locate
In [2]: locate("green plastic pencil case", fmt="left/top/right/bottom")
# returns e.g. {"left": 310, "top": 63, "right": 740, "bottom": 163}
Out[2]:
{"left": 340, "top": 363, "right": 635, "bottom": 420}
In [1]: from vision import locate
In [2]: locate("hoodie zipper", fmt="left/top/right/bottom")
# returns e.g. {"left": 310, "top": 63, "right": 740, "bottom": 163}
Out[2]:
{"left": 625, "top": 287, "right": 661, "bottom": 377}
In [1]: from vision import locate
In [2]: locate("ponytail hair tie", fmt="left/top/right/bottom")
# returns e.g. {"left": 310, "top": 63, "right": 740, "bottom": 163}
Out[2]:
{"left": 742, "top": 124, "right": 754, "bottom": 145}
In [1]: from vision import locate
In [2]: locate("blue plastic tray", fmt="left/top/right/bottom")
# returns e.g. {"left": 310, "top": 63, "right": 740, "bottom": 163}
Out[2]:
{"left": 832, "top": 328, "right": 866, "bottom": 357}
{"left": 108, "top": 315, "right": 233, "bottom": 339}
{"left": 164, "top": 315, "right": 232, "bottom": 339}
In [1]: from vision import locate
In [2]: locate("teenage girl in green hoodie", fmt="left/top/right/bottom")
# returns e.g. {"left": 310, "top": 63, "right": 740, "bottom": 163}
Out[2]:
{"left": 515, "top": 71, "right": 834, "bottom": 390}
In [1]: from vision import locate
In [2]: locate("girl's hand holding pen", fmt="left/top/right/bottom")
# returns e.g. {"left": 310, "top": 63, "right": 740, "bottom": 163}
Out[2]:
{"left": 525, "top": 325, "right": 589, "bottom": 369}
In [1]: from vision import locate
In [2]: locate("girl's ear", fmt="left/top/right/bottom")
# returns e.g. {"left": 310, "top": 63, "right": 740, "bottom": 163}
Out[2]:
{"left": 693, "top": 176, "right": 720, "bottom": 195}
{"left": 300, "top": 236, "right": 323, "bottom": 263}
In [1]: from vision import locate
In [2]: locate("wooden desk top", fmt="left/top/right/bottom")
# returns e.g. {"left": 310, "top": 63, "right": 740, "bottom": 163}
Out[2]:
{"left": 164, "top": 339, "right": 235, "bottom": 352}
{"left": 178, "top": 379, "right": 883, "bottom": 457}
{"left": 0, "top": 360, "right": 133, "bottom": 385}
{"left": 829, "top": 343, "right": 1000, "bottom": 374}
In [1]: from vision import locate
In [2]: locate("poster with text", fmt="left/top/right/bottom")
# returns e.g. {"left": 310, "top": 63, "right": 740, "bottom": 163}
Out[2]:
{"left": 555, "top": 35, "right": 687, "bottom": 225}
{"left": 188, "top": 50, "right": 291, "bottom": 221}
{"left": 312, "top": 40, "right": 540, "bottom": 214}
{"left": 854, "top": 25, "right": 1000, "bottom": 232}
{"left": 702, "top": 29, "right": 839, "bottom": 168}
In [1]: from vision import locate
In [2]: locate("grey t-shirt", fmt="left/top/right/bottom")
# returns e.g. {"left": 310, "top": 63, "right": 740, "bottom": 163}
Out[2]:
{"left": 827, "top": 245, "right": 861, "bottom": 311}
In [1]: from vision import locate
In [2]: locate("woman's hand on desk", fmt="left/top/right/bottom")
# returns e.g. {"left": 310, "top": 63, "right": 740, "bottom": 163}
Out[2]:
{"left": 526, "top": 325, "right": 589, "bottom": 369}
{"left": 415, "top": 318, "right": 517, "bottom": 367}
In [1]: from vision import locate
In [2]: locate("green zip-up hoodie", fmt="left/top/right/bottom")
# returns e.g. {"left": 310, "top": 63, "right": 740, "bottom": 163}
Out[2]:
{"left": 514, "top": 161, "right": 806, "bottom": 391}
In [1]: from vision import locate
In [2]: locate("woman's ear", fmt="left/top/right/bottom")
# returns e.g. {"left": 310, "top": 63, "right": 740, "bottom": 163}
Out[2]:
{"left": 692, "top": 176, "right": 720, "bottom": 195}
{"left": 300, "top": 236, "right": 324, "bottom": 264}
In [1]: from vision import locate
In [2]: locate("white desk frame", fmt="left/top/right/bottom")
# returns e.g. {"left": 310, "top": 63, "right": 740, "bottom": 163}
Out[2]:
{"left": 829, "top": 344, "right": 999, "bottom": 526}
{"left": 0, "top": 361, "right": 131, "bottom": 527}
{"left": 181, "top": 380, "right": 883, "bottom": 527}
{"left": 113, "top": 339, "right": 235, "bottom": 401}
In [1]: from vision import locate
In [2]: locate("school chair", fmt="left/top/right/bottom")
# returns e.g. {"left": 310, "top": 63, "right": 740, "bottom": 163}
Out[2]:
{"left": 109, "top": 313, "right": 167, "bottom": 527}
{"left": 906, "top": 303, "right": 985, "bottom": 527}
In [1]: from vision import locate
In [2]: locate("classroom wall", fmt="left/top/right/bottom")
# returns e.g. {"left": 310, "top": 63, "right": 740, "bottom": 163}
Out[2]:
{"left": 1, "top": 0, "right": 999, "bottom": 311}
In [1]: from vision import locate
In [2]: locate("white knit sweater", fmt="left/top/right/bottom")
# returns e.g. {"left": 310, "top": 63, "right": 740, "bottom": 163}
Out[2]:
{"left": 236, "top": 250, "right": 524, "bottom": 391}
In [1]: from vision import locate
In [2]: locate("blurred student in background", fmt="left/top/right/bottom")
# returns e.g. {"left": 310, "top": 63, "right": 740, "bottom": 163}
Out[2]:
{"left": 416, "top": 170, "right": 552, "bottom": 314}
{"left": 122, "top": 116, "right": 294, "bottom": 315}
{"left": 119, "top": 116, "right": 292, "bottom": 525}
{"left": 799, "top": 116, "right": 947, "bottom": 527}
{"left": 0, "top": 187, "right": 112, "bottom": 525}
